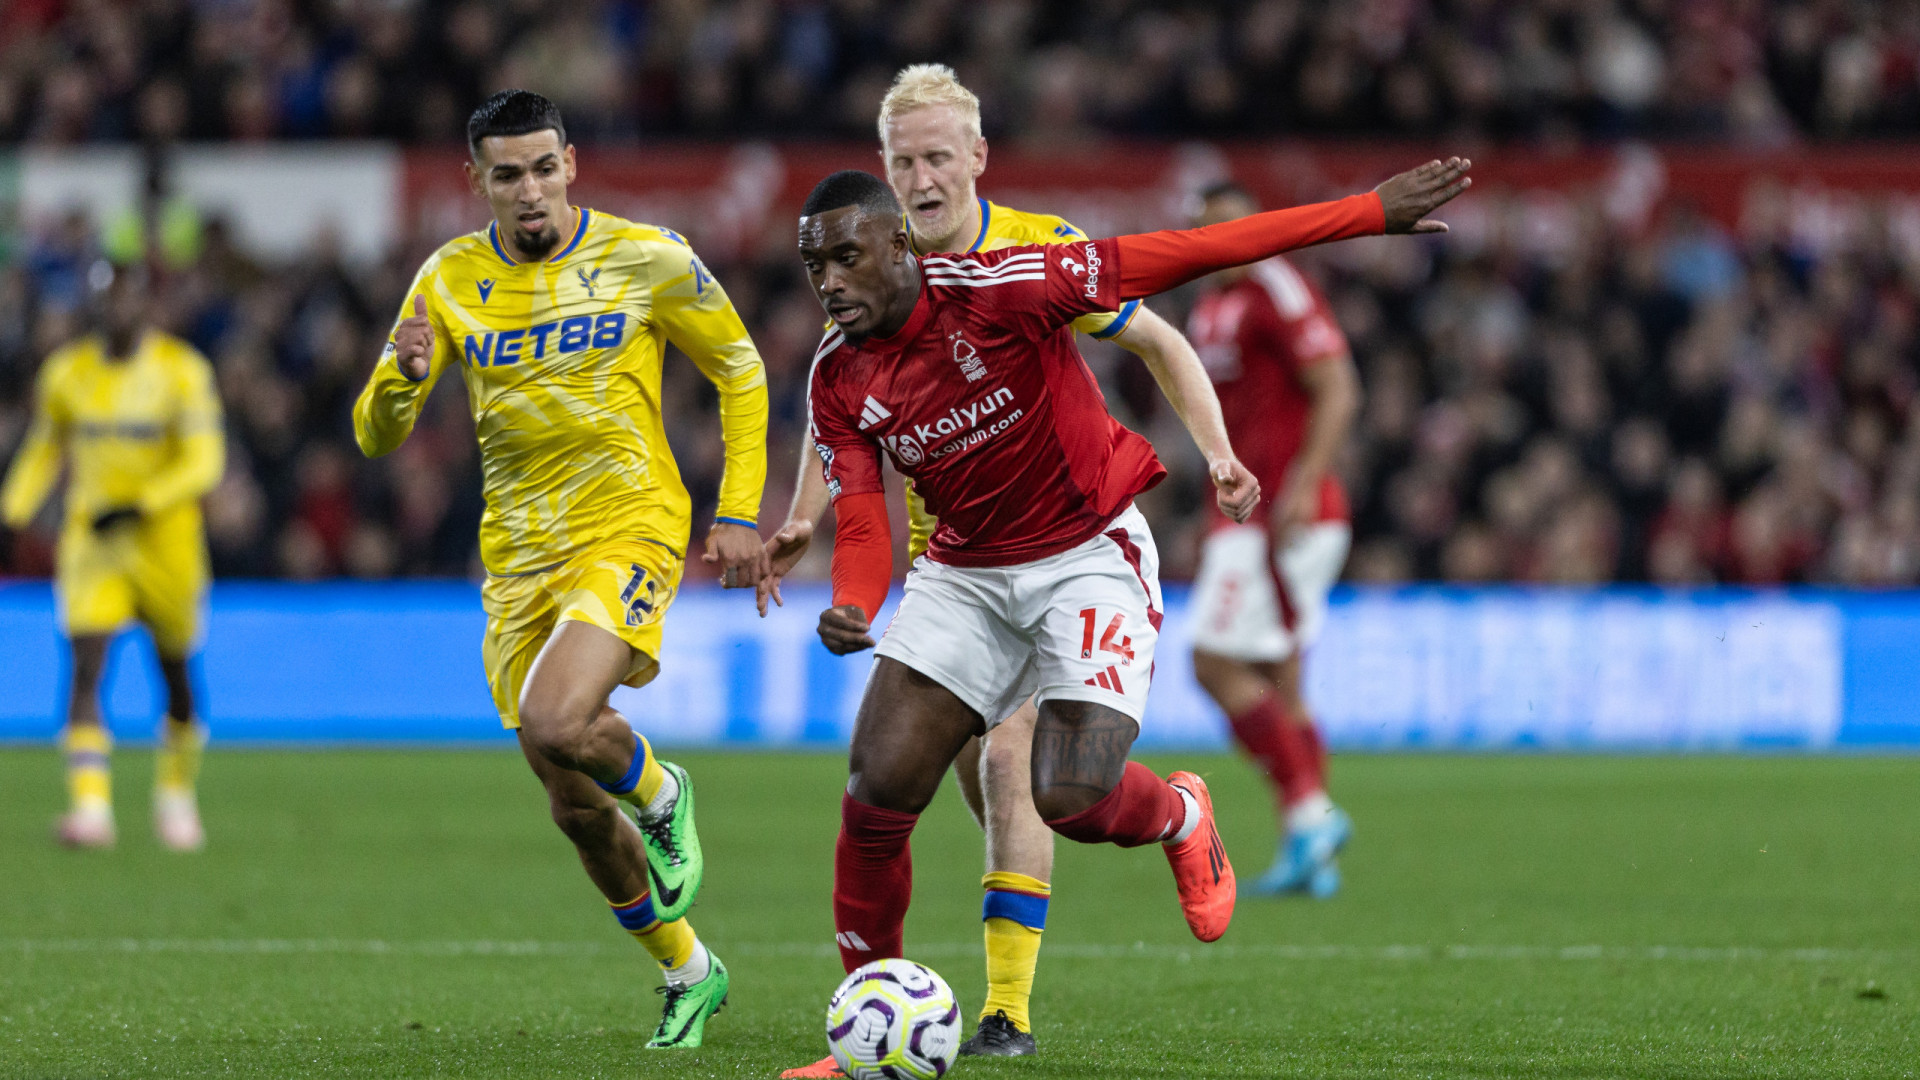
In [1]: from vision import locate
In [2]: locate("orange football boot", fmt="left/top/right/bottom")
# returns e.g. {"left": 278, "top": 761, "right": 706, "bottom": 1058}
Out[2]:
{"left": 1163, "top": 771, "right": 1235, "bottom": 941}
{"left": 779, "top": 1055, "right": 846, "bottom": 1079}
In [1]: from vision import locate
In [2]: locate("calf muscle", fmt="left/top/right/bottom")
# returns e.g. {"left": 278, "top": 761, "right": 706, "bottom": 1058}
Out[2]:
{"left": 1031, "top": 699, "right": 1139, "bottom": 820}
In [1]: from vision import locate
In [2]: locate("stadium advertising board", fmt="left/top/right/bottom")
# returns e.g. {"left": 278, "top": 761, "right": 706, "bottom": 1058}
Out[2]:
{"left": 1, "top": 582, "right": 1911, "bottom": 749}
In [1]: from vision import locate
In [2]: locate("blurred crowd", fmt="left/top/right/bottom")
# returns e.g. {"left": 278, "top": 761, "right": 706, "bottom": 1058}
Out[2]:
{"left": 1297, "top": 189, "right": 1920, "bottom": 587}
{"left": 3, "top": 173, "right": 1918, "bottom": 587}
{"left": 8, "top": 0, "right": 1920, "bottom": 144}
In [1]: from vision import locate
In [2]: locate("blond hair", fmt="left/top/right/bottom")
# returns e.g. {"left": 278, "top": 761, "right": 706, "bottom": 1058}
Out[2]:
{"left": 878, "top": 64, "right": 982, "bottom": 148}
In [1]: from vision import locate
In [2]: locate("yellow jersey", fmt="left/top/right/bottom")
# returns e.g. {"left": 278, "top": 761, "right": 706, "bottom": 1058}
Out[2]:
{"left": 903, "top": 198, "right": 1143, "bottom": 558}
{"left": 354, "top": 208, "right": 768, "bottom": 577}
{"left": 1, "top": 331, "right": 224, "bottom": 537}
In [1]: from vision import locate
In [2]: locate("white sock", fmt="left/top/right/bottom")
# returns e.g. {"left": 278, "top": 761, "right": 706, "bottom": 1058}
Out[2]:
{"left": 639, "top": 767, "right": 679, "bottom": 824}
{"left": 1164, "top": 785, "right": 1202, "bottom": 846}
{"left": 664, "top": 940, "right": 711, "bottom": 986}
{"left": 1286, "top": 791, "right": 1335, "bottom": 833}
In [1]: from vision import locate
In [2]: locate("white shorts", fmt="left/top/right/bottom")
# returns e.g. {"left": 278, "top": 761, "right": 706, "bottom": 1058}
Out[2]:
{"left": 874, "top": 505, "right": 1163, "bottom": 728}
{"left": 1190, "top": 521, "right": 1350, "bottom": 662}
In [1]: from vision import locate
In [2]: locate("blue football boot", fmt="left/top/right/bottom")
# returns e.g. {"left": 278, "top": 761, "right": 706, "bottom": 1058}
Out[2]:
{"left": 1248, "top": 807, "right": 1351, "bottom": 897}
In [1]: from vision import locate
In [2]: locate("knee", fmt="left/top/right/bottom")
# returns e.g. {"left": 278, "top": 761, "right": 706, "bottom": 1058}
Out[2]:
{"left": 847, "top": 758, "right": 939, "bottom": 815}
{"left": 518, "top": 693, "right": 599, "bottom": 771}
{"left": 1029, "top": 777, "right": 1111, "bottom": 824}
{"left": 1190, "top": 650, "right": 1235, "bottom": 697}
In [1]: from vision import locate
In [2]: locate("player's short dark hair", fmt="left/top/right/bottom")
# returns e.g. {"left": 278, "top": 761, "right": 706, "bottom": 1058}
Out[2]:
{"left": 467, "top": 90, "right": 566, "bottom": 156}
{"left": 1199, "top": 180, "right": 1257, "bottom": 208}
{"left": 802, "top": 170, "right": 901, "bottom": 220}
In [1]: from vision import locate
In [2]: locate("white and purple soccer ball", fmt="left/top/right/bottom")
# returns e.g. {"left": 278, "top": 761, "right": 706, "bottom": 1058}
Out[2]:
{"left": 825, "top": 958, "right": 962, "bottom": 1080}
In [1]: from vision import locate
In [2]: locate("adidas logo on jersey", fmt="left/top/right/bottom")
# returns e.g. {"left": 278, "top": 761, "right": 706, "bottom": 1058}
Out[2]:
{"left": 857, "top": 395, "right": 892, "bottom": 430}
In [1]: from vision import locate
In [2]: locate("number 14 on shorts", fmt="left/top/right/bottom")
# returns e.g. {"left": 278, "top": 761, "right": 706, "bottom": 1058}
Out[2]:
{"left": 1078, "top": 608, "right": 1135, "bottom": 664}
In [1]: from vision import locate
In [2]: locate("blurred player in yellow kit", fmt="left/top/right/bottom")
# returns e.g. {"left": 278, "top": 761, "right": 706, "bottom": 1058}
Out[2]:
{"left": 352, "top": 91, "right": 767, "bottom": 1051}
{"left": 0, "top": 257, "right": 223, "bottom": 852}
{"left": 761, "top": 65, "right": 1238, "bottom": 1074}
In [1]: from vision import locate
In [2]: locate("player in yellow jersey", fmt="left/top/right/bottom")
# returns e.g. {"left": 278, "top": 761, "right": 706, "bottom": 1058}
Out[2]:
{"left": 761, "top": 65, "right": 1242, "bottom": 1076}
{"left": 1, "top": 258, "right": 223, "bottom": 852}
{"left": 352, "top": 91, "right": 768, "bottom": 1050}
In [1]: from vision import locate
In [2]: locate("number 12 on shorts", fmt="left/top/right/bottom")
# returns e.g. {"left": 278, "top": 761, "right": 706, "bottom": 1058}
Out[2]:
{"left": 1078, "top": 608, "right": 1134, "bottom": 665}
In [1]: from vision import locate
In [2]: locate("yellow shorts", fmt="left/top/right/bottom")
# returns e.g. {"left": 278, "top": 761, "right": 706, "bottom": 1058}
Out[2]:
{"left": 57, "top": 511, "right": 208, "bottom": 657}
{"left": 481, "top": 537, "right": 684, "bottom": 729}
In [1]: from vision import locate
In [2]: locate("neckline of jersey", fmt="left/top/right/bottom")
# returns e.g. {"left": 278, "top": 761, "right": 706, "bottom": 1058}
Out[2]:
{"left": 487, "top": 207, "right": 592, "bottom": 268}
{"left": 967, "top": 197, "right": 991, "bottom": 252}
{"left": 906, "top": 196, "right": 993, "bottom": 257}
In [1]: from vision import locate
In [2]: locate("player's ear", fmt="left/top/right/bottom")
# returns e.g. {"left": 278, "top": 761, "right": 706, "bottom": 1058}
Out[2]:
{"left": 563, "top": 144, "right": 577, "bottom": 184}
{"left": 463, "top": 159, "right": 484, "bottom": 199}
{"left": 890, "top": 228, "right": 911, "bottom": 262}
{"left": 971, "top": 136, "right": 987, "bottom": 179}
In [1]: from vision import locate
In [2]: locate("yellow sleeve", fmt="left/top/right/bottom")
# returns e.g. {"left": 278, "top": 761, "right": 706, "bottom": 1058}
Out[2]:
{"left": 137, "top": 346, "right": 225, "bottom": 515}
{"left": 905, "top": 480, "right": 936, "bottom": 562}
{"left": 1033, "top": 215, "right": 1142, "bottom": 340}
{"left": 0, "top": 357, "right": 66, "bottom": 527}
{"left": 354, "top": 263, "right": 454, "bottom": 459}
{"left": 1071, "top": 299, "right": 1142, "bottom": 340}
{"left": 651, "top": 242, "right": 768, "bottom": 525}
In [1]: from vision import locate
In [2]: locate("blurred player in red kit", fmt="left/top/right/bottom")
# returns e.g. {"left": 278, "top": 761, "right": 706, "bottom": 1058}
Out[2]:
{"left": 765, "top": 158, "right": 1468, "bottom": 1021}
{"left": 1186, "top": 182, "right": 1361, "bottom": 898}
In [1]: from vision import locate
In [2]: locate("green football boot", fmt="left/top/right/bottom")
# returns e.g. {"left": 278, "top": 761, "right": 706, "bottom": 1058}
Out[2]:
{"left": 634, "top": 761, "right": 703, "bottom": 922}
{"left": 646, "top": 951, "right": 729, "bottom": 1049}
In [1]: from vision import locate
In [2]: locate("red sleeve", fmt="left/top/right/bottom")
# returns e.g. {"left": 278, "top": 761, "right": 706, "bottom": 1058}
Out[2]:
{"left": 829, "top": 491, "right": 892, "bottom": 621}
{"left": 1114, "top": 192, "right": 1385, "bottom": 299}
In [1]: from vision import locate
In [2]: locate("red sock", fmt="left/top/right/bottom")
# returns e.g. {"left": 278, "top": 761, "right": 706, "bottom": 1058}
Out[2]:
{"left": 1299, "top": 717, "right": 1329, "bottom": 784}
{"left": 1044, "top": 761, "right": 1188, "bottom": 848}
{"left": 1227, "top": 693, "right": 1325, "bottom": 810}
{"left": 833, "top": 793, "right": 918, "bottom": 972}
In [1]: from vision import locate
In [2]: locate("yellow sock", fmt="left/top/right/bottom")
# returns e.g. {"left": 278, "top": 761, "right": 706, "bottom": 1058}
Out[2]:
{"left": 636, "top": 916, "right": 699, "bottom": 970}
{"left": 980, "top": 871, "right": 1050, "bottom": 1033}
{"left": 156, "top": 716, "right": 206, "bottom": 794}
{"left": 61, "top": 725, "right": 113, "bottom": 812}
{"left": 600, "top": 732, "right": 668, "bottom": 808}
{"left": 610, "top": 891, "right": 702, "bottom": 973}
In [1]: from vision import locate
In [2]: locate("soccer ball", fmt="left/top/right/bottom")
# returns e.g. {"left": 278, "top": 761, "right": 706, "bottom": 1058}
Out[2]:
{"left": 825, "top": 958, "right": 961, "bottom": 1080}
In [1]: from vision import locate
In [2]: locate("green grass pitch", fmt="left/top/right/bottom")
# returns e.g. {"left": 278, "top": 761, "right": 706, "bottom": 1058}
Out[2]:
{"left": 1, "top": 748, "right": 1914, "bottom": 1078}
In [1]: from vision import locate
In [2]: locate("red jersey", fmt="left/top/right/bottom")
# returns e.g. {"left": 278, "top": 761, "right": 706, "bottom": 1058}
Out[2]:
{"left": 809, "top": 240, "right": 1167, "bottom": 568}
{"left": 1186, "top": 257, "right": 1350, "bottom": 524}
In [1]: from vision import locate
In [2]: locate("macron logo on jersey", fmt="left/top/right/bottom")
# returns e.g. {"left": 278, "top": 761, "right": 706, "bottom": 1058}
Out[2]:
{"left": 857, "top": 395, "right": 892, "bottom": 430}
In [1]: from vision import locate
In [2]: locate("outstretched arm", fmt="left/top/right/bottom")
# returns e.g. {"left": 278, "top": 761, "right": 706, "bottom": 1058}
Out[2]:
{"left": 1115, "top": 158, "right": 1472, "bottom": 299}
{"left": 752, "top": 427, "right": 835, "bottom": 614}
{"left": 1108, "top": 307, "right": 1259, "bottom": 522}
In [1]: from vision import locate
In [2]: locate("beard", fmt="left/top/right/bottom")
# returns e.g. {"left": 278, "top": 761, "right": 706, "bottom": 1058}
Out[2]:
{"left": 915, "top": 199, "right": 968, "bottom": 249}
{"left": 513, "top": 220, "right": 563, "bottom": 258}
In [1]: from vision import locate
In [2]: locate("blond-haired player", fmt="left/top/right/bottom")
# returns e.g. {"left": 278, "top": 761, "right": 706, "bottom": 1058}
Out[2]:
{"left": 761, "top": 64, "right": 1243, "bottom": 1072}
{"left": 353, "top": 90, "right": 768, "bottom": 1051}
{"left": 1, "top": 258, "right": 222, "bottom": 851}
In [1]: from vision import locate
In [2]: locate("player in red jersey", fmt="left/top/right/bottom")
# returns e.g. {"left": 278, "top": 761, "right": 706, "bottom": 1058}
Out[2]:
{"left": 1186, "top": 182, "right": 1362, "bottom": 899}
{"left": 777, "top": 160, "right": 1467, "bottom": 986}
